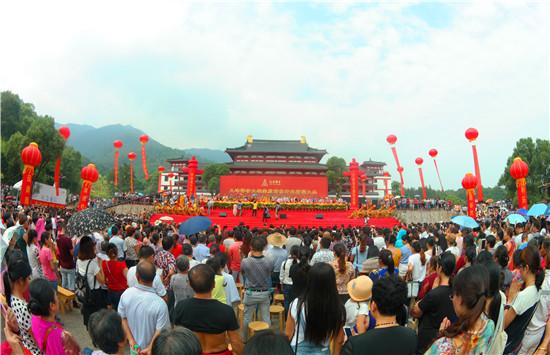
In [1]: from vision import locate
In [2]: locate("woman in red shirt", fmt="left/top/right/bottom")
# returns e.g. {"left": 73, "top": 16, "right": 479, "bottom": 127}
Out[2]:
{"left": 101, "top": 243, "right": 128, "bottom": 310}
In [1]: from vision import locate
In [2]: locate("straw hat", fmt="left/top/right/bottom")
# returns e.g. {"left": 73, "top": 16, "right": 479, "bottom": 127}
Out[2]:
{"left": 267, "top": 232, "right": 287, "bottom": 247}
{"left": 347, "top": 276, "right": 373, "bottom": 302}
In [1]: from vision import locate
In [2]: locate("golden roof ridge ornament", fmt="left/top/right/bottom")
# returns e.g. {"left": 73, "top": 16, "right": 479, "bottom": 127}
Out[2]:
{"left": 246, "top": 135, "right": 253, "bottom": 144}
{"left": 300, "top": 136, "right": 307, "bottom": 144}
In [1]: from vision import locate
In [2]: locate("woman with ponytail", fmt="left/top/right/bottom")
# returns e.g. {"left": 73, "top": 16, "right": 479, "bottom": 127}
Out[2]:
{"left": 2, "top": 252, "right": 41, "bottom": 354}
{"left": 369, "top": 249, "right": 398, "bottom": 283}
{"left": 425, "top": 264, "right": 495, "bottom": 354}
{"left": 25, "top": 229, "right": 42, "bottom": 280}
{"left": 407, "top": 241, "right": 429, "bottom": 284}
{"left": 280, "top": 245, "right": 299, "bottom": 316}
{"left": 494, "top": 245, "right": 513, "bottom": 292}
{"left": 331, "top": 243, "right": 354, "bottom": 304}
{"left": 289, "top": 246, "right": 311, "bottom": 302}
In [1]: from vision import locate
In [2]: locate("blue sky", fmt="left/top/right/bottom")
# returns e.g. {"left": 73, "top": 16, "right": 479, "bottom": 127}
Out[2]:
{"left": 1, "top": 1, "right": 548, "bottom": 189}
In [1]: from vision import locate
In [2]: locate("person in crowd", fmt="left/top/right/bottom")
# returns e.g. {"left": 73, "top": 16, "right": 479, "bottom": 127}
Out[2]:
{"left": 56, "top": 222, "right": 75, "bottom": 290}
{"left": 398, "top": 235, "right": 413, "bottom": 278}
{"left": 406, "top": 240, "right": 429, "bottom": 287}
{"left": 87, "top": 309, "right": 126, "bottom": 355}
{"left": 332, "top": 243, "right": 354, "bottom": 304}
{"left": 205, "top": 256, "right": 227, "bottom": 304}
{"left": 217, "top": 252, "right": 241, "bottom": 306}
{"left": 127, "top": 245, "right": 166, "bottom": 298}
{"left": 372, "top": 229, "right": 386, "bottom": 251}
{"left": 29, "top": 278, "right": 81, "bottom": 354}
{"left": 494, "top": 245, "right": 513, "bottom": 292}
{"left": 425, "top": 264, "right": 495, "bottom": 354}
{"left": 480, "top": 260, "right": 507, "bottom": 354}
{"left": 311, "top": 237, "right": 334, "bottom": 265}
{"left": 290, "top": 246, "right": 311, "bottom": 306}
{"left": 39, "top": 231, "right": 58, "bottom": 291}
{"left": 101, "top": 243, "right": 128, "bottom": 310}
{"left": 241, "top": 236, "right": 273, "bottom": 339}
{"left": 193, "top": 234, "right": 210, "bottom": 262}
{"left": 77, "top": 235, "right": 107, "bottom": 327}
{"left": 243, "top": 330, "right": 293, "bottom": 355}
{"left": 154, "top": 234, "right": 177, "bottom": 287}
{"left": 2, "top": 253, "right": 42, "bottom": 354}
{"left": 286, "top": 262, "right": 345, "bottom": 354}
{"left": 280, "top": 245, "right": 299, "bottom": 315}
{"left": 14, "top": 213, "right": 30, "bottom": 265}
{"left": 266, "top": 232, "right": 288, "bottom": 291}
{"left": 368, "top": 249, "right": 398, "bottom": 282}
{"left": 445, "top": 233, "right": 460, "bottom": 258}
{"left": 349, "top": 235, "right": 368, "bottom": 275}
{"left": 504, "top": 245, "right": 544, "bottom": 352}
{"left": 504, "top": 226, "right": 517, "bottom": 261}
{"left": 341, "top": 277, "right": 417, "bottom": 355}
{"left": 417, "top": 255, "right": 438, "bottom": 300}
{"left": 151, "top": 327, "right": 202, "bottom": 355}
{"left": 109, "top": 226, "right": 126, "bottom": 260}
{"left": 173, "top": 264, "right": 243, "bottom": 355}
{"left": 25, "top": 229, "right": 42, "bottom": 279}
{"left": 118, "top": 261, "right": 170, "bottom": 354}
{"left": 227, "top": 230, "right": 243, "bottom": 283}
{"left": 123, "top": 226, "right": 140, "bottom": 268}
{"left": 171, "top": 255, "right": 194, "bottom": 305}
{"left": 361, "top": 245, "right": 380, "bottom": 275}
{"left": 344, "top": 275, "right": 373, "bottom": 335}
{"left": 182, "top": 243, "right": 200, "bottom": 270}
{"left": 386, "top": 233, "right": 402, "bottom": 268}
{"left": 411, "top": 251, "right": 457, "bottom": 353}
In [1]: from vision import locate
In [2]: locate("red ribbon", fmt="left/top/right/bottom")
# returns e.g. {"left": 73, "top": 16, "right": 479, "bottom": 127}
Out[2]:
{"left": 141, "top": 145, "right": 149, "bottom": 180}
{"left": 54, "top": 157, "right": 61, "bottom": 196}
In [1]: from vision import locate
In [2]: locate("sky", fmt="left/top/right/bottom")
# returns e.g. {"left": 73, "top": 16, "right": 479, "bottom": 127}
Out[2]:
{"left": 1, "top": 1, "right": 548, "bottom": 189}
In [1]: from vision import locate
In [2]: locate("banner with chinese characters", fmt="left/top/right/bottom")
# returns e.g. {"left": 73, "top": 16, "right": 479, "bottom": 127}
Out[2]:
{"left": 220, "top": 175, "right": 328, "bottom": 197}
{"left": 30, "top": 182, "right": 67, "bottom": 209}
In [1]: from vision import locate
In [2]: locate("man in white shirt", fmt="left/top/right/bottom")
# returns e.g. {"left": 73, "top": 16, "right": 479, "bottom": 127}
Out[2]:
{"left": 372, "top": 230, "right": 386, "bottom": 250}
{"left": 127, "top": 245, "right": 166, "bottom": 298}
{"left": 119, "top": 261, "right": 170, "bottom": 352}
{"left": 109, "top": 226, "right": 126, "bottom": 260}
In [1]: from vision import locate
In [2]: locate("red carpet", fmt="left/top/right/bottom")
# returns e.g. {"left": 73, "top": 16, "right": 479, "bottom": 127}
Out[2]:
{"left": 150, "top": 209, "right": 400, "bottom": 229}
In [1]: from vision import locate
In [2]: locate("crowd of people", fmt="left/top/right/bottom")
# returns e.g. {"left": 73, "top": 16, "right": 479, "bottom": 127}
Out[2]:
{"left": 1, "top": 203, "right": 550, "bottom": 355}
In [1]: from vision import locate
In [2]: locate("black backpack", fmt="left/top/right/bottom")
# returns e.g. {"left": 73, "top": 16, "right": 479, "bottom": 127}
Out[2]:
{"left": 75, "top": 260, "right": 95, "bottom": 304}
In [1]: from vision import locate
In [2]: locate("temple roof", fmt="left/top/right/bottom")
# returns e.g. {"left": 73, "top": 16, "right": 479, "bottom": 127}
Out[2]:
{"left": 226, "top": 137, "right": 327, "bottom": 155}
{"left": 227, "top": 162, "right": 327, "bottom": 171}
{"left": 360, "top": 159, "right": 386, "bottom": 167}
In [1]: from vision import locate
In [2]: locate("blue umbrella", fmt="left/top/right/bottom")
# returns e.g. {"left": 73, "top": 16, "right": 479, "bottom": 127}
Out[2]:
{"left": 517, "top": 208, "right": 528, "bottom": 216}
{"left": 527, "top": 203, "right": 548, "bottom": 217}
{"left": 545, "top": 204, "right": 550, "bottom": 216}
{"left": 505, "top": 213, "right": 527, "bottom": 225}
{"left": 451, "top": 215, "right": 479, "bottom": 229}
{"left": 179, "top": 216, "right": 212, "bottom": 236}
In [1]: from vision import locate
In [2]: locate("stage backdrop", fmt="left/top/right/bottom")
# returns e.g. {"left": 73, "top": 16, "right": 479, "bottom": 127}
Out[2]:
{"left": 31, "top": 182, "right": 67, "bottom": 208}
{"left": 220, "top": 175, "right": 328, "bottom": 198}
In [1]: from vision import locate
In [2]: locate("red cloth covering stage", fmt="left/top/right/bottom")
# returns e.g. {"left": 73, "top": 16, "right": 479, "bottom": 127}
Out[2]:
{"left": 219, "top": 175, "right": 328, "bottom": 198}
{"left": 150, "top": 209, "right": 400, "bottom": 229}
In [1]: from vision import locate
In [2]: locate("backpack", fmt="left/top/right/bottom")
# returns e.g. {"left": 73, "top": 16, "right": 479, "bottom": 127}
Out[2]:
{"left": 75, "top": 260, "right": 94, "bottom": 304}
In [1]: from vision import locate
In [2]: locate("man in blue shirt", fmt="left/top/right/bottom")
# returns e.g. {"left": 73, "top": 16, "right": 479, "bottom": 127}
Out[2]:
{"left": 193, "top": 234, "right": 210, "bottom": 262}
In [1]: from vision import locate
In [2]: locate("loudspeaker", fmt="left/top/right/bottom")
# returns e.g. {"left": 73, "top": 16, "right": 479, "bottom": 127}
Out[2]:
{"left": 315, "top": 214, "right": 323, "bottom": 219}
{"left": 280, "top": 213, "right": 287, "bottom": 219}
{"left": 219, "top": 212, "right": 227, "bottom": 217}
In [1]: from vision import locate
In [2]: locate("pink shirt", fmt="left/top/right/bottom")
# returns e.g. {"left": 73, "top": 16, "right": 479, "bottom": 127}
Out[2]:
{"left": 39, "top": 247, "right": 57, "bottom": 281}
{"left": 31, "top": 315, "right": 64, "bottom": 355}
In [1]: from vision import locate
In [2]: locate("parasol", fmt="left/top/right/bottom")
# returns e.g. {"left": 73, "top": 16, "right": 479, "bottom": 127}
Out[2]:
{"left": 527, "top": 203, "right": 548, "bottom": 217}
{"left": 66, "top": 208, "right": 116, "bottom": 237}
{"left": 505, "top": 213, "right": 527, "bottom": 225}
{"left": 178, "top": 216, "right": 212, "bottom": 236}
{"left": 450, "top": 215, "right": 479, "bottom": 229}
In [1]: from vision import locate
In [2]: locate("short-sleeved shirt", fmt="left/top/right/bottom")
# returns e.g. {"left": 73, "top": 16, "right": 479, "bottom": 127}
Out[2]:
{"left": 417, "top": 285, "right": 457, "bottom": 353}
{"left": 102, "top": 259, "right": 128, "bottom": 292}
{"left": 110, "top": 236, "right": 126, "bottom": 259}
{"left": 344, "top": 299, "right": 369, "bottom": 328}
{"left": 57, "top": 234, "right": 75, "bottom": 269}
{"left": 193, "top": 244, "right": 210, "bottom": 262}
{"left": 228, "top": 241, "right": 242, "bottom": 271}
{"left": 170, "top": 273, "right": 194, "bottom": 304}
{"left": 127, "top": 265, "right": 166, "bottom": 297}
{"left": 511, "top": 285, "right": 540, "bottom": 316}
{"left": 77, "top": 258, "right": 101, "bottom": 290}
{"left": 399, "top": 245, "right": 412, "bottom": 265}
{"left": 266, "top": 246, "right": 288, "bottom": 273}
{"left": 154, "top": 249, "right": 176, "bottom": 282}
{"left": 350, "top": 247, "right": 368, "bottom": 271}
{"left": 124, "top": 237, "right": 139, "bottom": 261}
{"left": 118, "top": 284, "right": 170, "bottom": 349}
{"left": 408, "top": 253, "right": 430, "bottom": 282}
{"left": 525, "top": 270, "right": 550, "bottom": 334}
{"left": 212, "top": 274, "right": 227, "bottom": 304}
{"left": 173, "top": 298, "right": 239, "bottom": 334}
{"left": 11, "top": 296, "right": 42, "bottom": 355}
{"left": 31, "top": 315, "right": 66, "bottom": 354}
{"left": 310, "top": 249, "right": 334, "bottom": 265}
{"left": 342, "top": 326, "right": 417, "bottom": 355}
{"left": 241, "top": 255, "right": 274, "bottom": 289}
{"left": 332, "top": 261, "right": 354, "bottom": 295}
{"left": 39, "top": 247, "right": 57, "bottom": 281}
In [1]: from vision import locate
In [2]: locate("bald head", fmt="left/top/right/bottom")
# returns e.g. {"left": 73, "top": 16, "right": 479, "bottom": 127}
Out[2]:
{"left": 136, "top": 261, "right": 156, "bottom": 285}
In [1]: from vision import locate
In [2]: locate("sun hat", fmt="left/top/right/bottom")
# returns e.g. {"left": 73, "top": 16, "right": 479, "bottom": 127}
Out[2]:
{"left": 347, "top": 276, "right": 373, "bottom": 302}
{"left": 267, "top": 232, "right": 287, "bottom": 247}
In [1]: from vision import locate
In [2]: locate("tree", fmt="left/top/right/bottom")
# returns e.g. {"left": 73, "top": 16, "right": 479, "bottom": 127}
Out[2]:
{"left": 391, "top": 181, "right": 400, "bottom": 196}
{"left": 61, "top": 147, "right": 84, "bottom": 194}
{"left": 1, "top": 92, "right": 34, "bottom": 139}
{"left": 202, "top": 164, "right": 230, "bottom": 194}
{"left": 498, "top": 138, "right": 550, "bottom": 204}
{"left": 91, "top": 175, "right": 113, "bottom": 199}
{"left": 327, "top": 156, "right": 347, "bottom": 196}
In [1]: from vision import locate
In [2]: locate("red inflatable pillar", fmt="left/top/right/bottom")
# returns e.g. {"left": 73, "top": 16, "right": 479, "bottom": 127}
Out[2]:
{"left": 510, "top": 157, "right": 529, "bottom": 209}
{"left": 415, "top": 158, "right": 426, "bottom": 200}
{"left": 465, "top": 128, "right": 483, "bottom": 201}
{"left": 386, "top": 135, "right": 405, "bottom": 197}
{"left": 20, "top": 143, "right": 42, "bottom": 206}
{"left": 182, "top": 156, "right": 204, "bottom": 198}
{"left": 462, "top": 173, "right": 478, "bottom": 218}
{"left": 158, "top": 166, "right": 165, "bottom": 193}
{"left": 78, "top": 164, "right": 99, "bottom": 210}
{"left": 343, "top": 158, "right": 360, "bottom": 209}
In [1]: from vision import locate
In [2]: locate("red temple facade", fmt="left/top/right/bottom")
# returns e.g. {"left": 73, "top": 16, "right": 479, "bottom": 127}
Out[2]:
{"left": 220, "top": 136, "right": 328, "bottom": 197}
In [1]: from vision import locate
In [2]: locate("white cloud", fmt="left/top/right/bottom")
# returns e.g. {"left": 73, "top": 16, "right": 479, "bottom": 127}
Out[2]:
{"left": 0, "top": 0, "right": 547, "bottom": 189}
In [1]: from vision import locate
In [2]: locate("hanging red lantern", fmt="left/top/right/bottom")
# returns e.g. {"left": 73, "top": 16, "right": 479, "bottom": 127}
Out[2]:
{"left": 20, "top": 143, "right": 42, "bottom": 206}
{"left": 465, "top": 128, "right": 483, "bottom": 201}
{"left": 462, "top": 173, "right": 478, "bottom": 218}
{"left": 77, "top": 164, "right": 99, "bottom": 210}
{"left": 428, "top": 148, "right": 444, "bottom": 192}
{"left": 181, "top": 156, "right": 204, "bottom": 199}
{"left": 415, "top": 157, "right": 426, "bottom": 200}
{"left": 54, "top": 126, "right": 71, "bottom": 196}
{"left": 157, "top": 166, "right": 165, "bottom": 193}
{"left": 139, "top": 134, "right": 150, "bottom": 180}
{"left": 128, "top": 152, "right": 136, "bottom": 193}
{"left": 113, "top": 140, "right": 123, "bottom": 187}
{"left": 386, "top": 134, "right": 405, "bottom": 197}
{"left": 510, "top": 157, "right": 529, "bottom": 209}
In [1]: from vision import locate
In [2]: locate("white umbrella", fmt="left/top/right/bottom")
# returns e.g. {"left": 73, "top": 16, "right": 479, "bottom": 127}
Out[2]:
{"left": 1, "top": 225, "right": 22, "bottom": 262}
{"left": 13, "top": 180, "right": 22, "bottom": 190}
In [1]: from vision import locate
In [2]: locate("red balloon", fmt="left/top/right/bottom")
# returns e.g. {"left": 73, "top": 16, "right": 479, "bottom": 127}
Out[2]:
{"left": 21, "top": 142, "right": 42, "bottom": 167}
{"left": 461, "top": 173, "right": 477, "bottom": 190}
{"left": 139, "top": 134, "right": 149, "bottom": 144}
{"left": 465, "top": 128, "right": 479, "bottom": 142}
{"left": 113, "top": 140, "right": 123, "bottom": 149}
{"left": 81, "top": 163, "right": 99, "bottom": 183}
{"left": 58, "top": 126, "right": 71, "bottom": 141}
{"left": 415, "top": 157, "right": 423, "bottom": 165}
{"left": 128, "top": 152, "right": 137, "bottom": 161}
{"left": 386, "top": 134, "right": 397, "bottom": 145}
{"left": 158, "top": 166, "right": 165, "bottom": 172}
{"left": 510, "top": 157, "right": 529, "bottom": 180}
{"left": 383, "top": 171, "right": 390, "bottom": 177}
{"left": 428, "top": 148, "right": 438, "bottom": 158}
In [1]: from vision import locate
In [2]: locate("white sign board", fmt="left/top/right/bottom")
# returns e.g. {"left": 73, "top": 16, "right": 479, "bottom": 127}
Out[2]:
{"left": 31, "top": 182, "right": 67, "bottom": 208}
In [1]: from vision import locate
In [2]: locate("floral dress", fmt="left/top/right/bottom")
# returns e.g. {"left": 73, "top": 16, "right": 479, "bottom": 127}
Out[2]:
{"left": 425, "top": 316, "right": 495, "bottom": 355}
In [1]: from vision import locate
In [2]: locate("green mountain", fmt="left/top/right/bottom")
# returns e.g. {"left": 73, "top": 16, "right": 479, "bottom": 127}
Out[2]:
{"left": 56, "top": 123, "right": 230, "bottom": 177}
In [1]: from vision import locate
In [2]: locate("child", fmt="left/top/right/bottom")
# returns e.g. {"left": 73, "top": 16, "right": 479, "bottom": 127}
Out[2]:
{"left": 171, "top": 256, "right": 194, "bottom": 305}
{"left": 344, "top": 275, "right": 373, "bottom": 336}
{"left": 205, "top": 256, "right": 227, "bottom": 304}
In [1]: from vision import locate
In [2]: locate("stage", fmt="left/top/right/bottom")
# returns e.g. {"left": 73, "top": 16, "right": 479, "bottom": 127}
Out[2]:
{"left": 150, "top": 208, "right": 400, "bottom": 229}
